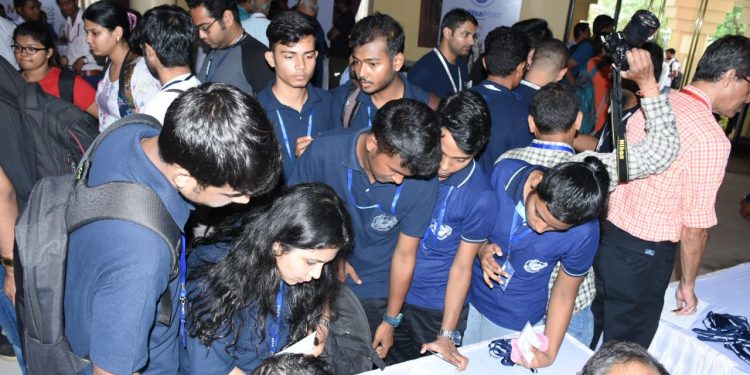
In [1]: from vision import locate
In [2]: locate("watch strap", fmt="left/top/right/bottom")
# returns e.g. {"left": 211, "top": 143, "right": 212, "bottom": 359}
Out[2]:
{"left": 0, "top": 257, "right": 13, "bottom": 267}
{"left": 382, "top": 312, "right": 403, "bottom": 328}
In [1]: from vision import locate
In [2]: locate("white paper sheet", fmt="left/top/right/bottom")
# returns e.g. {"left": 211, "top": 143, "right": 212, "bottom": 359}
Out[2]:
{"left": 516, "top": 321, "right": 541, "bottom": 364}
{"left": 277, "top": 332, "right": 316, "bottom": 355}
{"left": 659, "top": 286, "right": 709, "bottom": 329}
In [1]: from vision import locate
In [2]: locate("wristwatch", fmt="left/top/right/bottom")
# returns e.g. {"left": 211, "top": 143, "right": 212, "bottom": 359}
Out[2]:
{"left": 438, "top": 329, "right": 462, "bottom": 346}
{"left": 0, "top": 257, "right": 13, "bottom": 268}
{"left": 382, "top": 312, "right": 403, "bottom": 328}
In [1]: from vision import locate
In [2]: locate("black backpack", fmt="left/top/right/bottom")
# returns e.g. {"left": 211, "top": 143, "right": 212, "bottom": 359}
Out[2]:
{"left": 0, "top": 58, "right": 98, "bottom": 208}
{"left": 322, "top": 285, "right": 386, "bottom": 374}
{"left": 15, "top": 114, "right": 182, "bottom": 375}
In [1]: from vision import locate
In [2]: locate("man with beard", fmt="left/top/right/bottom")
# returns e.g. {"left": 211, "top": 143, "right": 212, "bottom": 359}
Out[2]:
{"left": 135, "top": 5, "right": 201, "bottom": 124}
{"left": 408, "top": 9, "right": 477, "bottom": 98}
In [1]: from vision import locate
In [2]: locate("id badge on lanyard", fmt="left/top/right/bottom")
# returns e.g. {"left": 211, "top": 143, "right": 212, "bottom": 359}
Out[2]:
{"left": 499, "top": 203, "right": 532, "bottom": 291}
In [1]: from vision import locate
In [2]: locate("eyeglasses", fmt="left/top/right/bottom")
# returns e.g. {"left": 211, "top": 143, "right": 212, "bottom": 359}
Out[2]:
{"left": 197, "top": 19, "right": 218, "bottom": 33}
{"left": 11, "top": 44, "right": 46, "bottom": 56}
{"left": 737, "top": 71, "right": 750, "bottom": 102}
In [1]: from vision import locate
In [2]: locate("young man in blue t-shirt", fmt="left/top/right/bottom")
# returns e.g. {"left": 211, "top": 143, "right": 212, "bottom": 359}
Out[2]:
{"left": 408, "top": 8, "right": 477, "bottom": 98}
{"left": 289, "top": 98, "right": 441, "bottom": 363}
{"left": 329, "top": 14, "right": 429, "bottom": 130}
{"left": 64, "top": 84, "right": 282, "bottom": 375}
{"left": 465, "top": 156, "right": 610, "bottom": 370}
{"left": 257, "top": 11, "right": 334, "bottom": 181}
{"left": 471, "top": 26, "right": 533, "bottom": 174}
{"left": 390, "top": 91, "right": 496, "bottom": 369}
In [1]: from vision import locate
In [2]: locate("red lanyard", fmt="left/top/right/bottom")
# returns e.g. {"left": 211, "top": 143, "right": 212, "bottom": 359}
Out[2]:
{"left": 680, "top": 88, "right": 711, "bottom": 111}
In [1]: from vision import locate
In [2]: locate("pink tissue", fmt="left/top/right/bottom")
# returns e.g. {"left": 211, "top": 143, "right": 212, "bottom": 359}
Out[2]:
{"left": 510, "top": 333, "right": 549, "bottom": 364}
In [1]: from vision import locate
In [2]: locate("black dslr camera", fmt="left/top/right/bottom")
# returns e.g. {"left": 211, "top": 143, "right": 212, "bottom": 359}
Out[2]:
{"left": 603, "top": 10, "right": 660, "bottom": 71}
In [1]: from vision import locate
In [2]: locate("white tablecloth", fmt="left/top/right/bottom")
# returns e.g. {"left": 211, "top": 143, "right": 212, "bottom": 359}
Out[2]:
{"left": 648, "top": 263, "right": 750, "bottom": 375}
{"left": 359, "top": 332, "right": 593, "bottom": 374}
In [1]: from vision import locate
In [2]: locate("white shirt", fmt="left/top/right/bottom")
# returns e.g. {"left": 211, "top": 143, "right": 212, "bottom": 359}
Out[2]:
{"left": 666, "top": 57, "right": 680, "bottom": 78}
{"left": 240, "top": 13, "right": 270, "bottom": 48}
{"left": 64, "top": 9, "right": 101, "bottom": 72}
{"left": 143, "top": 73, "right": 201, "bottom": 124}
{"left": 96, "top": 57, "right": 161, "bottom": 130}
{"left": 0, "top": 17, "right": 18, "bottom": 70}
{"left": 658, "top": 61, "right": 671, "bottom": 90}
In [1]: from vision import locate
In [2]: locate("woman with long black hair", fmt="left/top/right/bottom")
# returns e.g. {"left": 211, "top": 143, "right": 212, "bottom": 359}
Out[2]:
{"left": 182, "top": 183, "right": 352, "bottom": 374}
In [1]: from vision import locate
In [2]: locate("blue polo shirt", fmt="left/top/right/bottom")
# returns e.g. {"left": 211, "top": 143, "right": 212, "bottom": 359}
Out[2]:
{"left": 289, "top": 128, "right": 439, "bottom": 300}
{"left": 406, "top": 160, "right": 497, "bottom": 310}
{"left": 514, "top": 80, "right": 540, "bottom": 113}
{"left": 65, "top": 124, "right": 193, "bottom": 375}
{"left": 257, "top": 81, "right": 335, "bottom": 181}
{"left": 329, "top": 74, "right": 430, "bottom": 130}
{"left": 570, "top": 40, "right": 593, "bottom": 77}
{"left": 408, "top": 48, "right": 469, "bottom": 98}
{"left": 469, "top": 159, "right": 599, "bottom": 331}
{"left": 180, "top": 243, "right": 291, "bottom": 374}
{"left": 471, "top": 80, "right": 534, "bottom": 174}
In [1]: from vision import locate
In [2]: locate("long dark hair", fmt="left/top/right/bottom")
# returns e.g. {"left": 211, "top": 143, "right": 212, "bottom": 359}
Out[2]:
{"left": 187, "top": 183, "right": 353, "bottom": 353}
{"left": 13, "top": 21, "right": 61, "bottom": 67}
{"left": 82, "top": 0, "right": 138, "bottom": 42}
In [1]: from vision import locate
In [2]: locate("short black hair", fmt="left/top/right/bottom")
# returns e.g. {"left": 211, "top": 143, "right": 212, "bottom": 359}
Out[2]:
{"left": 512, "top": 18, "right": 553, "bottom": 48}
{"left": 14, "top": 0, "right": 33, "bottom": 8}
{"left": 665, "top": 48, "right": 676, "bottom": 54}
{"left": 266, "top": 11, "right": 315, "bottom": 49}
{"left": 530, "top": 38, "right": 568, "bottom": 71}
{"left": 641, "top": 41, "right": 664, "bottom": 82}
{"left": 131, "top": 5, "right": 194, "bottom": 68}
{"left": 530, "top": 83, "right": 579, "bottom": 134}
{"left": 592, "top": 14, "right": 615, "bottom": 35}
{"left": 187, "top": 0, "right": 238, "bottom": 22}
{"left": 693, "top": 35, "right": 750, "bottom": 83}
{"left": 350, "top": 13, "right": 404, "bottom": 58}
{"left": 438, "top": 90, "right": 490, "bottom": 156}
{"left": 536, "top": 156, "right": 609, "bottom": 225}
{"left": 440, "top": 8, "right": 477, "bottom": 31}
{"left": 371, "top": 98, "right": 441, "bottom": 177}
{"left": 483, "top": 26, "right": 530, "bottom": 77}
{"left": 252, "top": 353, "right": 333, "bottom": 375}
{"left": 83, "top": 0, "right": 133, "bottom": 41}
{"left": 159, "top": 83, "right": 282, "bottom": 195}
{"left": 573, "top": 22, "right": 590, "bottom": 39}
{"left": 580, "top": 341, "right": 670, "bottom": 375}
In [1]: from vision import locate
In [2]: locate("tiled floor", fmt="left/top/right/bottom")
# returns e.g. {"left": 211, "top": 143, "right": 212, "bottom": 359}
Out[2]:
{"left": 1, "top": 153, "right": 749, "bottom": 375}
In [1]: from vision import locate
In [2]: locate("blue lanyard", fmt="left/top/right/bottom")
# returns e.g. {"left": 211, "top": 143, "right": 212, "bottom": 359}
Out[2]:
{"left": 367, "top": 106, "right": 372, "bottom": 128}
{"left": 276, "top": 109, "right": 313, "bottom": 160}
{"left": 426, "top": 186, "right": 454, "bottom": 240}
{"left": 346, "top": 169, "right": 402, "bottom": 215}
{"left": 529, "top": 142, "right": 575, "bottom": 154}
{"left": 162, "top": 74, "right": 194, "bottom": 91}
{"left": 205, "top": 50, "right": 231, "bottom": 82}
{"left": 506, "top": 203, "right": 533, "bottom": 260}
{"left": 179, "top": 234, "right": 187, "bottom": 348}
{"left": 269, "top": 282, "right": 284, "bottom": 354}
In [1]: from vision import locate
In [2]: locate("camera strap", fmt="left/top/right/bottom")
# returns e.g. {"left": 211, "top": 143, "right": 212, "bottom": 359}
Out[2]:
{"left": 610, "top": 68, "right": 629, "bottom": 182}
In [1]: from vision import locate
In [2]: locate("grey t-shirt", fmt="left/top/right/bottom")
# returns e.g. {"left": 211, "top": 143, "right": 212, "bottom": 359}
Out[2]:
{"left": 197, "top": 34, "right": 274, "bottom": 95}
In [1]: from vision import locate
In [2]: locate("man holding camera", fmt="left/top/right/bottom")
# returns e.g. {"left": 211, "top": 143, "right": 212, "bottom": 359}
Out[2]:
{"left": 591, "top": 35, "right": 750, "bottom": 348}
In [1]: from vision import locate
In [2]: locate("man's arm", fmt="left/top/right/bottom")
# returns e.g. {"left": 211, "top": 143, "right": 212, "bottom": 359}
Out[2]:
{"left": 674, "top": 226, "right": 707, "bottom": 315}
{"left": 371, "top": 233, "right": 421, "bottom": 359}
{"left": 420, "top": 241, "right": 481, "bottom": 371}
{"left": 575, "top": 49, "right": 679, "bottom": 190}
{"left": 522, "top": 271, "right": 582, "bottom": 369}
{"left": 0, "top": 166, "right": 18, "bottom": 302}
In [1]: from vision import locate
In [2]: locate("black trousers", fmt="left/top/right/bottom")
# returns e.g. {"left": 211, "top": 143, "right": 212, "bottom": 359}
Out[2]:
{"left": 390, "top": 303, "right": 469, "bottom": 364}
{"left": 591, "top": 221, "right": 677, "bottom": 349}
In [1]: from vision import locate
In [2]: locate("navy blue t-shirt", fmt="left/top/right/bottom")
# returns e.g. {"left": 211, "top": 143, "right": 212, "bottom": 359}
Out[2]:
{"left": 257, "top": 80, "right": 335, "bottom": 182}
{"left": 328, "top": 74, "right": 430, "bottom": 130}
{"left": 406, "top": 160, "right": 497, "bottom": 310}
{"left": 408, "top": 49, "right": 469, "bottom": 98}
{"left": 181, "top": 243, "right": 291, "bottom": 374}
{"left": 289, "top": 129, "right": 438, "bottom": 300}
{"left": 514, "top": 80, "right": 540, "bottom": 113}
{"left": 65, "top": 125, "right": 193, "bottom": 375}
{"left": 471, "top": 80, "right": 534, "bottom": 174}
{"left": 469, "top": 159, "right": 599, "bottom": 331}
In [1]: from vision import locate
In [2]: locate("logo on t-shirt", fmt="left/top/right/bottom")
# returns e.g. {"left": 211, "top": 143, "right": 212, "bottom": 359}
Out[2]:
{"left": 524, "top": 259, "right": 548, "bottom": 273}
{"left": 371, "top": 214, "right": 398, "bottom": 232}
{"left": 429, "top": 219, "right": 453, "bottom": 240}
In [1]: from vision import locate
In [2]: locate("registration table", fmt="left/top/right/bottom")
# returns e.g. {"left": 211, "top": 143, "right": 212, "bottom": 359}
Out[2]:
{"left": 648, "top": 263, "right": 750, "bottom": 375}
{"left": 360, "top": 332, "right": 593, "bottom": 374}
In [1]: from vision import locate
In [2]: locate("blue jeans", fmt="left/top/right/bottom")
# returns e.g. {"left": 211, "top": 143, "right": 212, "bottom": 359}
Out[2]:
{"left": 0, "top": 267, "right": 26, "bottom": 374}
{"left": 565, "top": 306, "right": 594, "bottom": 346}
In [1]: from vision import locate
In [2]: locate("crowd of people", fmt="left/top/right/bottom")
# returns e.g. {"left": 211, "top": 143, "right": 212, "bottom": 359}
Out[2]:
{"left": 0, "top": 0, "right": 749, "bottom": 374}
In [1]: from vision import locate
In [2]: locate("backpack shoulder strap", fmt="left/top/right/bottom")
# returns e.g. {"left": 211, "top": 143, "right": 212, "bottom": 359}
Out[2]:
{"left": 58, "top": 68, "right": 77, "bottom": 104}
{"left": 342, "top": 82, "right": 361, "bottom": 129}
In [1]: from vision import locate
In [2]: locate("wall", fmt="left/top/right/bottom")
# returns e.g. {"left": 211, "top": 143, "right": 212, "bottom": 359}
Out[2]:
{"left": 371, "top": 0, "right": 430, "bottom": 62}
{"left": 519, "top": 0, "right": 571, "bottom": 41}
